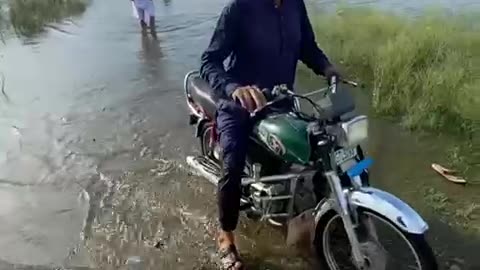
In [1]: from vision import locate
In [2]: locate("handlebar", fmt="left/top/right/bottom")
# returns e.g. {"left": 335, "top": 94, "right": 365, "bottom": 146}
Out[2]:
{"left": 251, "top": 76, "right": 358, "bottom": 118}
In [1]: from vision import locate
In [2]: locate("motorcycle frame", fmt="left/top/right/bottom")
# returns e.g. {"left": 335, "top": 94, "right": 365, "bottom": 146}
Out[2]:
{"left": 184, "top": 71, "right": 430, "bottom": 269}
{"left": 184, "top": 71, "right": 309, "bottom": 220}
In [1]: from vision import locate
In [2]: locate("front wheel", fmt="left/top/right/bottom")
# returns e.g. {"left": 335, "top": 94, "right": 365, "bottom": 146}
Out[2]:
{"left": 314, "top": 210, "right": 438, "bottom": 270}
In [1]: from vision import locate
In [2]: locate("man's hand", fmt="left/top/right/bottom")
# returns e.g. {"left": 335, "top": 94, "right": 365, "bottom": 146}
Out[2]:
{"left": 324, "top": 65, "right": 342, "bottom": 85}
{"left": 232, "top": 86, "right": 267, "bottom": 112}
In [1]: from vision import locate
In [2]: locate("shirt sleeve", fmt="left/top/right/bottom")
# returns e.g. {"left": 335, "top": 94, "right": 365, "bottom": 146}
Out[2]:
{"left": 200, "top": 1, "right": 241, "bottom": 98}
{"left": 299, "top": 0, "right": 332, "bottom": 76}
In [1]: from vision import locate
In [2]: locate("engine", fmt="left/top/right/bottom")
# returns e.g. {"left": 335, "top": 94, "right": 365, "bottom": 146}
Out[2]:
{"left": 247, "top": 168, "right": 318, "bottom": 218}
{"left": 250, "top": 182, "right": 288, "bottom": 215}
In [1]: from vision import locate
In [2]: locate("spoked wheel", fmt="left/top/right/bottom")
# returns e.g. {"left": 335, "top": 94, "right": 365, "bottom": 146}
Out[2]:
{"left": 315, "top": 210, "right": 438, "bottom": 270}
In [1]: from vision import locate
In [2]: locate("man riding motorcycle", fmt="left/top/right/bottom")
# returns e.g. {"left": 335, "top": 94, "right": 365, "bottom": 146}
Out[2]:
{"left": 200, "top": 0, "right": 340, "bottom": 268}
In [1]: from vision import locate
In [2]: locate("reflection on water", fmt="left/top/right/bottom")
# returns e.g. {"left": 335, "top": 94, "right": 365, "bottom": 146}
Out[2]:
{"left": 139, "top": 33, "right": 162, "bottom": 75}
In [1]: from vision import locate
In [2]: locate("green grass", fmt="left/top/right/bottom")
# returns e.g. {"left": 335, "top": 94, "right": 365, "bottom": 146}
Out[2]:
{"left": 0, "top": 2, "right": 5, "bottom": 31}
{"left": 308, "top": 6, "right": 480, "bottom": 233}
{"left": 9, "top": 0, "right": 88, "bottom": 37}
{"left": 306, "top": 6, "right": 480, "bottom": 175}
{"left": 309, "top": 7, "right": 480, "bottom": 136}
{"left": 0, "top": 3, "right": 5, "bottom": 45}
{"left": 424, "top": 187, "right": 480, "bottom": 233}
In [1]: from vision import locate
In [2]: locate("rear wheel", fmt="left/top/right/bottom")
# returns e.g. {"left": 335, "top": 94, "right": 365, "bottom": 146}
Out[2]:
{"left": 314, "top": 210, "right": 438, "bottom": 270}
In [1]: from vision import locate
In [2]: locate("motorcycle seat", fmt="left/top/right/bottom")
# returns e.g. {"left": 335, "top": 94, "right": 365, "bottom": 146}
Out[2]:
{"left": 186, "top": 74, "right": 218, "bottom": 118}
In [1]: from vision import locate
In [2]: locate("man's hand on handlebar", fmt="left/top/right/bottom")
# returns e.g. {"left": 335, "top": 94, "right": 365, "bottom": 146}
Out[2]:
{"left": 232, "top": 86, "right": 267, "bottom": 112}
{"left": 324, "top": 65, "right": 342, "bottom": 86}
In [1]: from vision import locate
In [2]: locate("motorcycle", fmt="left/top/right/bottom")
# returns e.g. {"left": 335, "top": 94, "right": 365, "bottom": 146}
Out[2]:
{"left": 183, "top": 70, "right": 438, "bottom": 270}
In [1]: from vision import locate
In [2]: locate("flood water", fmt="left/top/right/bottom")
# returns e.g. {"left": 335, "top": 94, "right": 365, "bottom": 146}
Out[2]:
{"left": 0, "top": 0, "right": 479, "bottom": 269}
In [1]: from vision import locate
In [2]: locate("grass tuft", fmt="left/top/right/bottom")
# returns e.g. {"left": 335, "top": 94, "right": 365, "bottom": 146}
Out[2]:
{"left": 310, "top": 7, "right": 480, "bottom": 136}
{"left": 9, "top": 0, "right": 88, "bottom": 37}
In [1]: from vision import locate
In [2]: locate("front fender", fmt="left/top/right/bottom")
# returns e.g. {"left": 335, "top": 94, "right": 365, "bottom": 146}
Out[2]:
{"left": 350, "top": 187, "right": 428, "bottom": 234}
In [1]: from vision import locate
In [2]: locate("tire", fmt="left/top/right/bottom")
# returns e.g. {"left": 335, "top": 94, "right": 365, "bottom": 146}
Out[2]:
{"left": 314, "top": 209, "right": 438, "bottom": 270}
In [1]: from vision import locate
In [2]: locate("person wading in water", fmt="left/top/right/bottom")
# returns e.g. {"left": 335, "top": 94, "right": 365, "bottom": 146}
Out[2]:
{"left": 131, "top": 0, "right": 156, "bottom": 36}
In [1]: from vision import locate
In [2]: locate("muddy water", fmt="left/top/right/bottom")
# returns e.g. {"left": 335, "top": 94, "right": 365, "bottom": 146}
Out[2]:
{"left": 0, "top": 0, "right": 479, "bottom": 269}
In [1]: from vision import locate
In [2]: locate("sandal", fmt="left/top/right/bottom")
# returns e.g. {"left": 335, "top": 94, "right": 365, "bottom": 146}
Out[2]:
{"left": 431, "top": 163, "right": 467, "bottom": 184}
{"left": 218, "top": 244, "right": 245, "bottom": 270}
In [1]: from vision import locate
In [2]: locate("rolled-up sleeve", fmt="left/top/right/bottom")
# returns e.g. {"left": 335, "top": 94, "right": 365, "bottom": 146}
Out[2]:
{"left": 299, "top": 0, "right": 332, "bottom": 76}
{"left": 200, "top": 1, "right": 241, "bottom": 98}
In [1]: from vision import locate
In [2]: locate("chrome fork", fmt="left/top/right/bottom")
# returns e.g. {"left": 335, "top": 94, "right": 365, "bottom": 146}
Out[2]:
{"left": 325, "top": 171, "right": 366, "bottom": 269}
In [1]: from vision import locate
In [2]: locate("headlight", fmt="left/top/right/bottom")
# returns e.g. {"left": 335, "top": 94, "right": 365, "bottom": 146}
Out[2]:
{"left": 339, "top": 115, "right": 368, "bottom": 147}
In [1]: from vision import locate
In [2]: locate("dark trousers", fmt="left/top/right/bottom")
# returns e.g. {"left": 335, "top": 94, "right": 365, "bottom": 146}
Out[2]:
{"left": 216, "top": 99, "right": 251, "bottom": 232}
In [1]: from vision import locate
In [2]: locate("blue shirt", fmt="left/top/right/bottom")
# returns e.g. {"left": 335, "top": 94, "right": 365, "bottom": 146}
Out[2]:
{"left": 200, "top": 0, "right": 332, "bottom": 98}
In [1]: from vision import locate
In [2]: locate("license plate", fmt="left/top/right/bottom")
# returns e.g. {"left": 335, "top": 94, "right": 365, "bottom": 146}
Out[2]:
{"left": 334, "top": 148, "right": 357, "bottom": 165}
